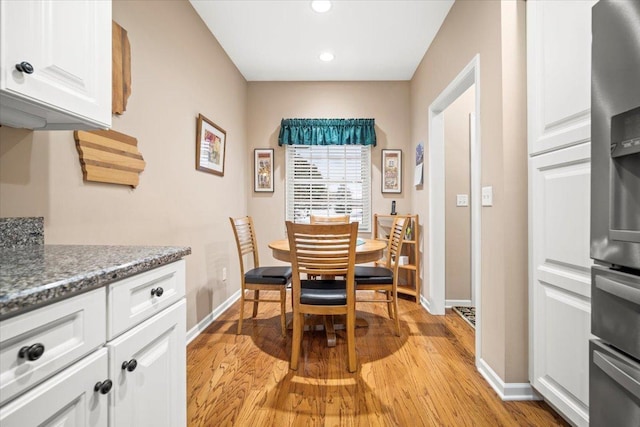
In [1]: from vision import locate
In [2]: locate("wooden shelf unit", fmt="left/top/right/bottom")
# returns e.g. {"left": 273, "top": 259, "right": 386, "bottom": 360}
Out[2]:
{"left": 373, "top": 214, "right": 420, "bottom": 302}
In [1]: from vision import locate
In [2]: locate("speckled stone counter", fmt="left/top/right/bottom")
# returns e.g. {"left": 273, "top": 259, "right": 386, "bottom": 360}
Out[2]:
{"left": 0, "top": 217, "right": 44, "bottom": 248}
{"left": 0, "top": 245, "right": 191, "bottom": 319}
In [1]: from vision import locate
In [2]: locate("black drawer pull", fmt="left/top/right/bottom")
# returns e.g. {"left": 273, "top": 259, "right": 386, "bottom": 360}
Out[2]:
{"left": 121, "top": 358, "right": 138, "bottom": 372}
{"left": 18, "top": 343, "right": 45, "bottom": 361}
{"left": 150, "top": 287, "right": 164, "bottom": 297}
{"left": 94, "top": 379, "right": 112, "bottom": 394}
{"left": 15, "top": 61, "right": 34, "bottom": 74}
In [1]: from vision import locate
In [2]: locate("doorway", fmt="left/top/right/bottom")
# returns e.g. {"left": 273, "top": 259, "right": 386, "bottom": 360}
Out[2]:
{"left": 426, "top": 55, "right": 481, "bottom": 364}
{"left": 444, "top": 85, "right": 475, "bottom": 326}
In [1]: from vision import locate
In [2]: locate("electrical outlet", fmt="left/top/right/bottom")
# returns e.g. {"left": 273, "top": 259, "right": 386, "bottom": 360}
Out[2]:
{"left": 482, "top": 186, "right": 493, "bottom": 206}
{"left": 456, "top": 194, "right": 469, "bottom": 207}
{"left": 222, "top": 267, "right": 227, "bottom": 281}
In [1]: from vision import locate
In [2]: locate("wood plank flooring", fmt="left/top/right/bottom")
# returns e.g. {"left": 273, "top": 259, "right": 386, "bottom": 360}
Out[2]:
{"left": 187, "top": 291, "right": 568, "bottom": 426}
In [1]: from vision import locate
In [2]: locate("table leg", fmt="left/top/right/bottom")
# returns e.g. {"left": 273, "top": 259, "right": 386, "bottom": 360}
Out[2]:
{"left": 323, "top": 315, "right": 337, "bottom": 347}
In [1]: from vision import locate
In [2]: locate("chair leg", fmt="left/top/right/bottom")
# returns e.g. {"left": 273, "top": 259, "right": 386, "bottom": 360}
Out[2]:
{"left": 346, "top": 310, "right": 357, "bottom": 373}
{"left": 237, "top": 290, "right": 245, "bottom": 335}
{"left": 386, "top": 290, "right": 394, "bottom": 319}
{"left": 279, "top": 287, "right": 287, "bottom": 337}
{"left": 393, "top": 290, "right": 400, "bottom": 337}
{"left": 290, "top": 312, "right": 304, "bottom": 371}
{"left": 252, "top": 290, "right": 260, "bottom": 317}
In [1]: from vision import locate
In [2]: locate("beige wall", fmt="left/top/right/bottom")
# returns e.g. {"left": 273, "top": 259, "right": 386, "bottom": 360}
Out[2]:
{"left": 246, "top": 81, "right": 411, "bottom": 263}
{"left": 410, "top": 0, "right": 528, "bottom": 381}
{"left": 0, "top": 0, "right": 248, "bottom": 332}
{"left": 444, "top": 86, "right": 474, "bottom": 302}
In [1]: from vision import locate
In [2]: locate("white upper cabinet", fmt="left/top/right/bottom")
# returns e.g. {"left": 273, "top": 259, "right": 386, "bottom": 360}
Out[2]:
{"left": 0, "top": 0, "right": 112, "bottom": 130}
{"left": 527, "top": 0, "right": 594, "bottom": 155}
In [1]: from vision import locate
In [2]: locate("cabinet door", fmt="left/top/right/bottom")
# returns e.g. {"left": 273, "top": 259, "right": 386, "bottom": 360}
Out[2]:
{"left": 0, "top": 348, "right": 109, "bottom": 426}
{"left": 107, "top": 300, "right": 186, "bottom": 427}
{"left": 529, "top": 144, "right": 592, "bottom": 426}
{"left": 527, "top": 0, "right": 595, "bottom": 155}
{"left": 0, "top": 0, "right": 111, "bottom": 128}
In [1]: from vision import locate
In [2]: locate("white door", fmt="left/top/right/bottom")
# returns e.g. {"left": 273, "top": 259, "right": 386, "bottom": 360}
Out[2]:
{"left": 0, "top": 0, "right": 111, "bottom": 127}
{"left": 0, "top": 348, "right": 109, "bottom": 426}
{"left": 107, "top": 300, "right": 186, "bottom": 427}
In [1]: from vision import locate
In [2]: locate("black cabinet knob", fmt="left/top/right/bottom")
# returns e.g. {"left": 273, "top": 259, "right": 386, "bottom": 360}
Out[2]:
{"left": 18, "top": 343, "right": 45, "bottom": 361}
{"left": 15, "top": 61, "right": 34, "bottom": 74}
{"left": 121, "top": 358, "right": 138, "bottom": 372}
{"left": 150, "top": 287, "right": 164, "bottom": 297}
{"left": 94, "top": 379, "right": 113, "bottom": 394}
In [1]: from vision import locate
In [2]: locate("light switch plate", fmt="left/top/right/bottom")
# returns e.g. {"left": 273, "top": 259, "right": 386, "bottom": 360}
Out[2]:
{"left": 482, "top": 186, "right": 493, "bottom": 206}
{"left": 456, "top": 194, "right": 469, "bottom": 207}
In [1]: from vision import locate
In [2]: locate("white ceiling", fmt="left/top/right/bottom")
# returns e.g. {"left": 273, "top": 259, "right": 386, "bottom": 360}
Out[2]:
{"left": 189, "top": 0, "right": 455, "bottom": 82}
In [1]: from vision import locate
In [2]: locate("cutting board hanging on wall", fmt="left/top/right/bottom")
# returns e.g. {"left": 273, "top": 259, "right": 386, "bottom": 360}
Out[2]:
{"left": 112, "top": 21, "right": 131, "bottom": 115}
{"left": 74, "top": 129, "right": 145, "bottom": 188}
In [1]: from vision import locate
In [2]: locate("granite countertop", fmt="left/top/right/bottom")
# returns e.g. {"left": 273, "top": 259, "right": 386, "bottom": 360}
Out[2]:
{"left": 0, "top": 245, "right": 191, "bottom": 319}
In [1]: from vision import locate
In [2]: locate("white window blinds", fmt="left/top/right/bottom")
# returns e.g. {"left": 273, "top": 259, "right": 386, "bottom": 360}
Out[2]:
{"left": 285, "top": 145, "right": 371, "bottom": 232}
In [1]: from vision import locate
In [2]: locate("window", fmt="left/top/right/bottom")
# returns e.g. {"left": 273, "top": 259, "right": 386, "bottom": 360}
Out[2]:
{"left": 285, "top": 145, "right": 371, "bottom": 232}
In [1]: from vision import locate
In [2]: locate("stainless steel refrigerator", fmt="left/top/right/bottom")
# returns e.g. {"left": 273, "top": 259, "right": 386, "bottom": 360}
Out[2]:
{"left": 590, "top": 1, "right": 640, "bottom": 425}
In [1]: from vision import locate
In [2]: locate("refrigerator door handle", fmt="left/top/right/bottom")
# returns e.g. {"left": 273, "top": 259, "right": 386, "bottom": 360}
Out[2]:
{"left": 593, "top": 349, "right": 640, "bottom": 399}
{"left": 595, "top": 275, "right": 640, "bottom": 305}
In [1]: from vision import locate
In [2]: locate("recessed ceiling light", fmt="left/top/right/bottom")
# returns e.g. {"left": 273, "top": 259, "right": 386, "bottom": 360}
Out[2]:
{"left": 319, "top": 52, "right": 334, "bottom": 62}
{"left": 311, "top": 1, "right": 331, "bottom": 13}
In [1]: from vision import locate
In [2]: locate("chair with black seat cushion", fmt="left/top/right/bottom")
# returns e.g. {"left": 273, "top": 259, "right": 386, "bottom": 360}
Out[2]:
{"left": 286, "top": 221, "right": 358, "bottom": 372}
{"left": 355, "top": 216, "right": 409, "bottom": 336}
{"left": 230, "top": 216, "right": 291, "bottom": 337}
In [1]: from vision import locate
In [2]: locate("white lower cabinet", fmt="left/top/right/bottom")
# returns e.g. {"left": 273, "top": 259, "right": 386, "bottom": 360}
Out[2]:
{"left": 0, "top": 260, "right": 187, "bottom": 427}
{"left": 108, "top": 299, "right": 186, "bottom": 427}
{"left": 529, "top": 144, "right": 592, "bottom": 426}
{"left": 0, "top": 348, "right": 109, "bottom": 426}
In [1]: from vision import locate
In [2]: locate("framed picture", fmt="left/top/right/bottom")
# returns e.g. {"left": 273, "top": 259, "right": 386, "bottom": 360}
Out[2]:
{"left": 382, "top": 149, "right": 402, "bottom": 193}
{"left": 196, "top": 113, "right": 226, "bottom": 176}
{"left": 254, "top": 148, "right": 274, "bottom": 192}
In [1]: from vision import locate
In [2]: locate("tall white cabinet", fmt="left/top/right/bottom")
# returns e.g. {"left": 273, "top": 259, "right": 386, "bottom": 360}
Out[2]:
{"left": 527, "top": 1, "right": 595, "bottom": 426}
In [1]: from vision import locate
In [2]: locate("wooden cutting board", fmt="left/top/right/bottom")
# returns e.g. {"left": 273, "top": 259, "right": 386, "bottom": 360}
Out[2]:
{"left": 112, "top": 21, "right": 131, "bottom": 115}
{"left": 74, "top": 130, "right": 145, "bottom": 187}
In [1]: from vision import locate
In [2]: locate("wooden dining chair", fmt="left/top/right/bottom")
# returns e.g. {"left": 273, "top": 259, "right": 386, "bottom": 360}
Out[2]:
{"left": 309, "top": 214, "right": 350, "bottom": 224}
{"left": 230, "top": 216, "right": 291, "bottom": 337}
{"left": 286, "top": 221, "right": 359, "bottom": 373}
{"left": 354, "top": 216, "right": 409, "bottom": 336}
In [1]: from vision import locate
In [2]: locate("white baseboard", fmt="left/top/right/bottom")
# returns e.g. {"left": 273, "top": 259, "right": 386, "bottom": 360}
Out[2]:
{"left": 445, "top": 299, "right": 473, "bottom": 308}
{"left": 186, "top": 290, "right": 241, "bottom": 345}
{"left": 477, "top": 358, "right": 542, "bottom": 401}
{"left": 420, "top": 294, "right": 432, "bottom": 313}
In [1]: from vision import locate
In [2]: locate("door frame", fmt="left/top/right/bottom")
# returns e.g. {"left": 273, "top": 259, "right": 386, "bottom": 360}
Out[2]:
{"left": 427, "top": 54, "right": 481, "bottom": 363}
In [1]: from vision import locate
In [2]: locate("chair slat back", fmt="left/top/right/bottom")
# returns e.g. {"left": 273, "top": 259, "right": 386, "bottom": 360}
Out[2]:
{"left": 385, "top": 217, "right": 410, "bottom": 271}
{"left": 286, "top": 221, "right": 358, "bottom": 293}
{"left": 229, "top": 216, "right": 260, "bottom": 274}
{"left": 309, "top": 214, "right": 350, "bottom": 225}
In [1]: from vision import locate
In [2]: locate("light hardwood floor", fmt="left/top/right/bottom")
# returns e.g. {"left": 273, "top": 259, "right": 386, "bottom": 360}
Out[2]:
{"left": 188, "top": 291, "right": 568, "bottom": 426}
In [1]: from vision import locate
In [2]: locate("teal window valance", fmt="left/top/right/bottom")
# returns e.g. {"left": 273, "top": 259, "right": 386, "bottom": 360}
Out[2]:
{"left": 278, "top": 118, "right": 376, "bottom": 147}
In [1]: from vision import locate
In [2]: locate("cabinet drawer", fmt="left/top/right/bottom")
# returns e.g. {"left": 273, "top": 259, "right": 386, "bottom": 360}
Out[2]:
{"left": 0, "top": 288, "right": 106, "bottom": 405}
{"left": 107, "top": 260, "right": 185, "bottom": 339}
{"left": 0, "top": 348, "right": 108, "bottom": 427}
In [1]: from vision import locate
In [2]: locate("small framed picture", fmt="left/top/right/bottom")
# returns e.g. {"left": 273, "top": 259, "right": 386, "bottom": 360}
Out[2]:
{"left": 382, "top": 149, "right": 402, "bottom": 193}
{"left": 254, "top": 148, "right": 274, "bottom": 192}
{"left": 196, "top": 114, "right": 226, "bottom": 176}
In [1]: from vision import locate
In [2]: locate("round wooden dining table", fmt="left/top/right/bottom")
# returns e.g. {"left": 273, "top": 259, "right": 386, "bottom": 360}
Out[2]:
{"left": 268, "top": 238, "right": 386, "bottom": 264}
